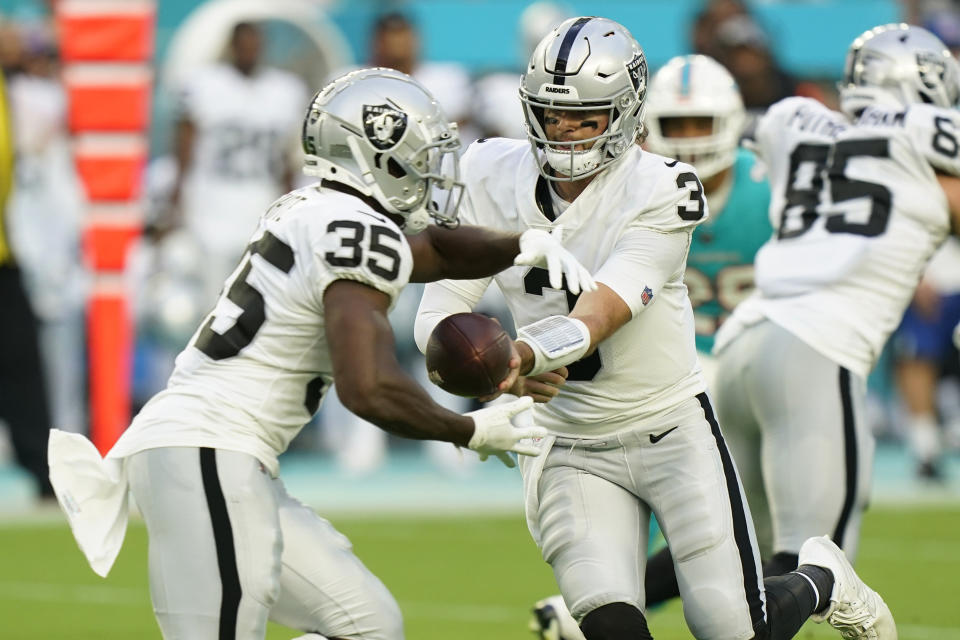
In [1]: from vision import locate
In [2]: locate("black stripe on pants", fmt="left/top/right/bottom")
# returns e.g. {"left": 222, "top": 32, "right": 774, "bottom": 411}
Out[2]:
{"left": 697, "top": 393, "right": 766, "bottom": 632}
{"left": 200, "top": 448, "right": 242, "bottom": 640}
{"left": 832, "top": 367, "right": 858, "bottom": 549}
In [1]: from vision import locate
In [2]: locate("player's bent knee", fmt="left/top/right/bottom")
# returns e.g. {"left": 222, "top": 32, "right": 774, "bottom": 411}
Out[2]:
{"left": 579, "top": 602, "right": 651, "bottom": 640}
{"left": 682, "top": 585, "right": 757, "bottom": 640}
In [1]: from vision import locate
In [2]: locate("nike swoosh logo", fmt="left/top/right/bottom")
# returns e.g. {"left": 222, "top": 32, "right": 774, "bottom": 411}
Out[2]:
{"left": 649, "top": 426, "right": 679, "bottom": 444}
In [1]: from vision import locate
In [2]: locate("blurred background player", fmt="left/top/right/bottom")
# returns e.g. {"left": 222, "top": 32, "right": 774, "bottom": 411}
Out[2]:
{"left": 367, "top": 12, "right": 474, "bottom": 142}
{"left": 161, "top": 21, "right": 307, "bottom": 303}
{"left": 712, "top": 23, "right": 960, "bottom": 578}
{"left": 645, "top": 54, "right": 772, "bottom": 390}
{"left": 529, "top": 53, "right": 774, "bottom": 637}
{"left": 4, "top": 21, "right": 88, "bottom": 438}
{"left": 471, "top": 1, "right": 574, "bottom": 141}
{"left": 0, "top": 28, "right": 54, "bottom": 499}
{"left": 892, "top": 237, "right": 960, "bottom": 480}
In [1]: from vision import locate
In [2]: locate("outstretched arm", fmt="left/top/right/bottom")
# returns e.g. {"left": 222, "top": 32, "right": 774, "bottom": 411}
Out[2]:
{"left": 514, "top": 226, "right": 690, "bottom": 376}
{"left": 326, "top": 279, "right": 475, "bottom": 444}
{"left": 325, "top": 279, "right": 545, "bottom": 463}
{"left": 408, "top": 224, "right": 595, "bottom": 293}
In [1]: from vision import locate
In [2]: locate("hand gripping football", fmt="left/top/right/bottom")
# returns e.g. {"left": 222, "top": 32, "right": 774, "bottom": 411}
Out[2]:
{"left": 425, "top": 313, "right": 513, "bottom": 397}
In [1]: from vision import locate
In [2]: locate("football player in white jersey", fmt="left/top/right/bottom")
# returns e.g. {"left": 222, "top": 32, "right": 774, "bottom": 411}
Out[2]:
{"left": 415, "top": 17, "right": 893, "bottom": 640}
{"left": 711, "top": 22, "right": 960, "bottom": 583}
{"left": 167, "top": 22, "right": 309, "bottom": 302}
{"left": 46, "top": 68, "right": 599, "bottom": 640}
{"left": 529, "top": 55, "right": 775, "bottom": 636}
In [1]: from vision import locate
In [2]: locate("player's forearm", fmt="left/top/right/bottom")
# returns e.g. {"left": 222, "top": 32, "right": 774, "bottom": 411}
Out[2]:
{"left": 425, "top": 224, "right": 520, "bottom": 280}
{"left": 340, "top": 370, "right": 474, "bottom": 447}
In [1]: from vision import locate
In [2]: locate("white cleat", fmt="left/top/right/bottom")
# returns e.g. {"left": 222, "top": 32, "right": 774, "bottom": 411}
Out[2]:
{"left": 798, "top": 536, "right": 897, "bottom": 639}
{"left": 529, "top": 595, "right": 586, "bottom": 640}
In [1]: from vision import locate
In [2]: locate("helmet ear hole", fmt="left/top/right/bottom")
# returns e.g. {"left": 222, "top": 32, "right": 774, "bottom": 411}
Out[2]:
{"left": 386, "top": 157, "right": 407, "bottom": 178}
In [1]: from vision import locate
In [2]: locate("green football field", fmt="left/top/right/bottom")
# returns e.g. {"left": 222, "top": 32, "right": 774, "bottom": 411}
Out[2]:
{"left": 1, "top": 505, "right": 958, "bottom": 639}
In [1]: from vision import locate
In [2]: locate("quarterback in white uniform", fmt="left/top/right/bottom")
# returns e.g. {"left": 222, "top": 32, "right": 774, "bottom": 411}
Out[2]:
{"left": 415, "top": 17, "right": 893, "bottom": 640}
{"left": 47, "top": 68, "right": 598, "bottom": 640}
{"left": 713, "top": 23, "right": 960, "bottom": 580}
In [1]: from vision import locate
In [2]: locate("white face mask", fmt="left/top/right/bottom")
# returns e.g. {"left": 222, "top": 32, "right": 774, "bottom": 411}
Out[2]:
{"left": 543, "top": 146, "right": 603, "bottom": 178}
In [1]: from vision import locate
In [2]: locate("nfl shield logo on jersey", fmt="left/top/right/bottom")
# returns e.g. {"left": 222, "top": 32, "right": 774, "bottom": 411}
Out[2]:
{"left": 641, "top": 286, "right": 654, "bottom": 306}
{"left": 363, "top": 104, "right": 408, "bottom": 150}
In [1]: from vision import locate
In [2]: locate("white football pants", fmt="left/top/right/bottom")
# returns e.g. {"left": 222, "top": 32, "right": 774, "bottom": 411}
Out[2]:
{"left": 714, "top": 319, "right": 874, "bottom": 562}
{"left": 126, "top": 447, "right": 403, "bottom": 639}
{"left": 529, "top": 395, "right": 767, "bottom": 640}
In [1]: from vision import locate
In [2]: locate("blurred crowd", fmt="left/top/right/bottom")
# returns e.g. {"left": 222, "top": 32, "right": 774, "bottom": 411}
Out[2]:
{"left": 2, "top": 0, "right": 960, "bottom": 498}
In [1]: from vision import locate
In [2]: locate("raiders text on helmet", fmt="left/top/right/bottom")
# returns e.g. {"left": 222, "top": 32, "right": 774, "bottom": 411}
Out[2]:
{"left": 301, "top": 68, "right": 463, "bottom": 233}
{"left": 520, "top": 17, "right": 648, "bottom": 181}
{"left": 840, "top": 23, "right": 960, "bottom": 118}
{"left": 645, "top": 55, "right": 746, "bottom": 181}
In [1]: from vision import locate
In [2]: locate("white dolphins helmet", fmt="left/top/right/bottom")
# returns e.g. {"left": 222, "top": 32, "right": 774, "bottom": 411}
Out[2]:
{"left": 645, "top": 55, "right": 745, "bottom": 181}
{"left": 520, "top": 16, "right": 648, "bottom": 181}
{"left": 840, "top": 23, "right": 960, "bottom": 118}
{"left": 301, "top": 67, "right": 463, "bottom": 233}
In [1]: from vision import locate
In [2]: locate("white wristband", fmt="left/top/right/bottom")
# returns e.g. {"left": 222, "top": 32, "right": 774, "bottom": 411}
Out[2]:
{"left": 517, "top": 315, "right": 592, "bottom": 377}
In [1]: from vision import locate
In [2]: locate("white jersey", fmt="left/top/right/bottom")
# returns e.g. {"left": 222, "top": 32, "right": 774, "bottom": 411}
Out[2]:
{"left": 109, "top": 184, "right": 414, "bottom": 474}
{"left": 178, "top": 64, "right": 308, "bottom": 255}
{"left": 419, "top": 138, "right": 708, "bottom": 437}
{"left": 716, "top": 97, "right": 958, "bottom": 377}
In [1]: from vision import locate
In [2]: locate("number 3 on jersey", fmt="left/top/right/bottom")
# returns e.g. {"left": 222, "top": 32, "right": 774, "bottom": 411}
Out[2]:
{"left": 677, "top": 171, "right": 707, "bottom": 221}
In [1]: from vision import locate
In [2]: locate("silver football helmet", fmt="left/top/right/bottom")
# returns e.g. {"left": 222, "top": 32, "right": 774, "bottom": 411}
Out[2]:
{"left": 302, "top": 67, "right": 463, "bottom": 233}
{"left": 645, "top": 55, "right": 745, "bottom": 181}
{"left": 840, "top": 23, "right": 960, "bottom": 118}
{"left": 520, "top": 17, "right": 648, "bottom": 181}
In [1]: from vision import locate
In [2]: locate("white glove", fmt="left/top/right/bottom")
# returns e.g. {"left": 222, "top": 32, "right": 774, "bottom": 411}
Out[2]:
{"left": 515, "top": 227, "right": 597, "bottom": 295}
{"left": 466, "top": 396, "right": 547, "bottom": 467}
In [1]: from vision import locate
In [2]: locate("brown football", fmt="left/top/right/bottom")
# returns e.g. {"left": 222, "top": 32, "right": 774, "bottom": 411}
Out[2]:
{"left": 425, "top": 313, "right": 513, "bottom": 397}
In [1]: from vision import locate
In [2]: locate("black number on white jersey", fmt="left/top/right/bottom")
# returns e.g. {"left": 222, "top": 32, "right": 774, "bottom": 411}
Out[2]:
{"left": 523, "top": 267, "right": 601, "bottom": 381}
{"left": 932, "top": 116, "right": 959, "bottom": 158}
{"left": 778, "top": 138, "right": 892, "bottom": 239}
{"left": 194, "top": 231, "right": 295, "bottom": 360}
{"left": 676, "top": 171, "right": 707, "bottom": 221}
{"left": 324, "top": 220, "right": 402, "bottom": 280}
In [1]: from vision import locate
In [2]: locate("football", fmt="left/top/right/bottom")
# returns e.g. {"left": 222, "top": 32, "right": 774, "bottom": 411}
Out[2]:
{"left": 425, "top": 312, "right": 513, "bottom": 397}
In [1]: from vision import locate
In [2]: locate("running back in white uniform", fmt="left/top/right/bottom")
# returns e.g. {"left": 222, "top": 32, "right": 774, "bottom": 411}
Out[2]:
{"left": 111, "top": 183, "right": 412, "bottom": 474}
{"left": 713, "top": 96, "right": 960, "bottom": 566}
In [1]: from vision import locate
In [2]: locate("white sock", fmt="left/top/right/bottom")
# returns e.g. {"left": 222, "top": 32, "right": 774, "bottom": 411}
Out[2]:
{"left": 908, "top": 414, "right": 941, "bottom": 463}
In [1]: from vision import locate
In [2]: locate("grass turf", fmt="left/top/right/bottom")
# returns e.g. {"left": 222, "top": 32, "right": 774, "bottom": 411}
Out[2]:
{"left": 0, "top": 505, "right": 957, "bottom": 639}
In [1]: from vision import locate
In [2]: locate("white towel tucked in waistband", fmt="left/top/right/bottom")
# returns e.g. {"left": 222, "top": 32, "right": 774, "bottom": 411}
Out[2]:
{"left": 48, "top": 429, "right": 130, "bottom": 578}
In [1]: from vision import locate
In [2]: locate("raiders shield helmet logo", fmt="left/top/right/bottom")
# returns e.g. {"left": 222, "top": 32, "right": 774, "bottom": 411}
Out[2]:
{"left": 363, "top": 104, "right": 409, "bottom": 150}
{"left": 626, "top": 53, "right": 648, "bottom": 96}
{"left": 916, "top": 51, "right": 947, "bottom": 92}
